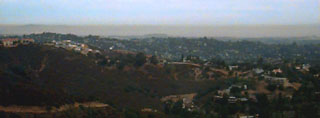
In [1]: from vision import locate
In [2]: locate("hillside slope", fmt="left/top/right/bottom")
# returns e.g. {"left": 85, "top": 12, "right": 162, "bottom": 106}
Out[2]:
{"left": 0, "top": 45, "right": 215, "bottom": 110}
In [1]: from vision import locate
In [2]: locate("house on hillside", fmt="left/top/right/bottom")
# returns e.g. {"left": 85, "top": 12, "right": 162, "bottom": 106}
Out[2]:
{"left": 302, "top": 64, "right": 311, "bottom": 71}
{"left": 295, "top": 64, "right": 311, "bottom": 71}
{"left": 263, "top": 75, "right": 287, "bottom": 85}
{"left": 253, "top": 68, "right": 264, "bottom": 74}
{"left": 239, "top": 97, "right": 248, "bottom": 102}
{"left": 63, "top": 40, "right": 71, "bottom": 43}
{"left": 272, "top": 68, "right": 282, "bottom": 74}
{"left": 227, "top": 96, "right": 249, "bottom": 103}
{"left": 81, "top": 44, "right": 88, "bottom": 48}
{"left": 51, "top": 40, "right": 99, "bottom": 56}
{"left": 1, "top": 38, "right": 19, "bottom": 47}
{"left": 182, "top": 97, "right": 196, "bottom": 110}
{"left": 93, "top": 50, "right": 101, "bottom": 54}
{"left": 1, "top": 38, "right": 34, "bottom": 47}
{"left": 141, "top": 108, "right": 158, "bottom": 112}
{"left": 228, "top": 96, "right": 237, "bottom": 103}
{"left": 229, "top": 65, "right": 239, "bottom": 71}
{"left": 161, "top": 93, "right": 197, "bottom": 111}
{"left": 235, "top": 113, "right": 255, "bottom": 118}
{"left": 218, "top": 84, "right": 245, "bottom": 95}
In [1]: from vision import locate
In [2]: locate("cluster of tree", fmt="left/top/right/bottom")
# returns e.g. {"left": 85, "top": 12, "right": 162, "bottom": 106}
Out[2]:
{"left": 97, "top": 52, "right": 153, "bottom": 70}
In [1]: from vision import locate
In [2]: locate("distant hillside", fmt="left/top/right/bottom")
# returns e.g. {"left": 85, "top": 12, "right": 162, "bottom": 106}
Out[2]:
{"left": 10, "top": 32, "right": 320, "bottom": 64}
{"left": 1, "top": 24, "right": 319, "bottom": 37}
{"left": 216, "top": 36, "right": 320, "bottom": 45}
{"left": 108, "top": 33, "right": 169, "bottom": 39}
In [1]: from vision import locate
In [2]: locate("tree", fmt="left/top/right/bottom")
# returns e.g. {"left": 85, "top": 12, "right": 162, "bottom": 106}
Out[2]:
{"left": 266, "top": 84, "right": 277, "bottom": 91}
{"left": 117, "top": 61, "right": 126, "bottom": 70}
{"left": 230, "top": 87, "right": 242, "bottom": 97}
{"left": 135, "top": 52, "right": 147, "bottom": 67}
{"left": 125, "top": 109, "right": 139, "bottom": 118}
{"left": 180, "top": 54, "right": 184, "bottom": 62}
{"left": 256, "top": 94, "right": 271, "bottom": 118}
{"left": 257, "top": 57, "right": 263, "bottom": 67}
{"left": 150, "top": 55, "right": 158, "bottom": 65}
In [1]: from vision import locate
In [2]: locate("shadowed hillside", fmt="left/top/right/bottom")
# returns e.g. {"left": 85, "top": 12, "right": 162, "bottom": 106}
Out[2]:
{"left": 0, "top": 44, "right": 215, "bottom": 110}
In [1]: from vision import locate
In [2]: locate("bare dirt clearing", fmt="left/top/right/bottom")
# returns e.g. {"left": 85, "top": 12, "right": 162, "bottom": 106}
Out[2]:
{"left": 0, "top": 102, "right": 109, "bottom": 114}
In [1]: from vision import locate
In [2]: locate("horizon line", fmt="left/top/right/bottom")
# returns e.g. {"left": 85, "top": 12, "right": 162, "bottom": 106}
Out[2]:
{"left": 0, "top": 23, "right": 319, "bottom": 27}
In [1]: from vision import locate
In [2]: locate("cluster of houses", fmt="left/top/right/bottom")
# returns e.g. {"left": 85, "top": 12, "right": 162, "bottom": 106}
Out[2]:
{"left": 216, "top": 84, "right": 250, "bottom": 104}
{"left": 0, "top": 38, "right": 104, "bottom": 56}
{"left": 253, "top": 68, "right": 264, "bottom": 74}
{"left": 161, "top": 93, "right": 198, "bottom": 111}
{"left": 213, "top": 95, "right": 250, "bottom": 104}
{"left": 0, "top": 38, "right": 34, "bottom": 47}
{"left": 218, "top": 84, "right": 247, "bottom": 95}
{"left": 141, "top": 108, "right": 158, "bottom": 113}
{"left": 235, "top": 113, "right": 258, "bottom": 118}
{"left": 295, "top": 64, "right": 311, "bottom": 71}
{"left": 228, "top": 65, "right": 239, "bottom": 71}
{"left": 46, "top": 40, "right": 100, "bottom": 55}
{"left": 263, "top": 75, "right": 287, "bottom": 85}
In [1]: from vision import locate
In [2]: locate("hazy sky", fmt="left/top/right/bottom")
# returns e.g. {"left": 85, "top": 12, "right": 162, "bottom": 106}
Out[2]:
{"left": 0, "top": 0, "right": 318, "bottom": 25}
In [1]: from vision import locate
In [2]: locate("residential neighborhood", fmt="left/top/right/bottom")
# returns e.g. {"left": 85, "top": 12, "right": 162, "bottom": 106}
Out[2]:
{"left": 0, "top": 38, "right": 34, "bottom": 47}
{"left": 45, "top": 40, "right": 101, "bottom": 56}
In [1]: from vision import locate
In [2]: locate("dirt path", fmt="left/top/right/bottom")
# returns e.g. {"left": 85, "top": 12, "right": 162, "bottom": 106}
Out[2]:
{"left": 247, "top": 81, "right": 271, "bottom": 94}
{"left": 210, "top": 68, "right": 228, "bottom": 76}
{"left": 0, "top": 102, "right": 109, "bottom": 114}
{"left": 168, "top": 62, "right": 201, "bottom": 67}
{"left": 38, "top": 55, "right": 48, "bottom": 72}
{"left": 161, "top": 93, "right": 197, "bottom": 102}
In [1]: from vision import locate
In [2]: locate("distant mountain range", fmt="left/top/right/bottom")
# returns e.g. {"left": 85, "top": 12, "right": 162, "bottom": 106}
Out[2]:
{"left": 108, "top": 34, "right": 169, "bottom": 39}
{"left": 1, "top": 24, "right": 319, "bottom": 38}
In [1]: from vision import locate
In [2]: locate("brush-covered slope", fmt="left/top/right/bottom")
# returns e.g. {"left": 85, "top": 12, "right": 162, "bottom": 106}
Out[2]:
{"left": 0, "top": 45, "right": 215, "bottom": 110}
